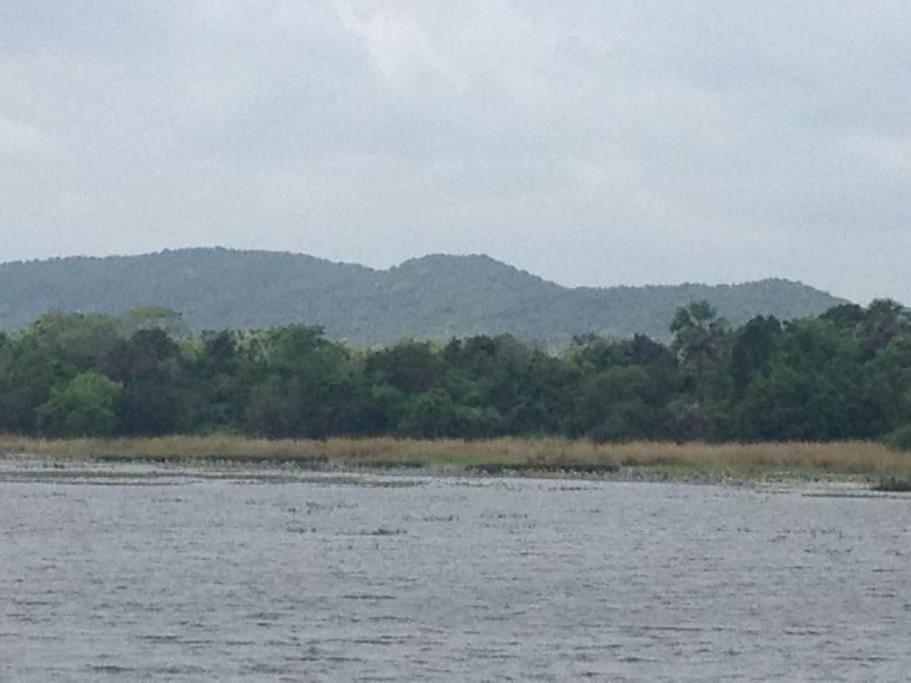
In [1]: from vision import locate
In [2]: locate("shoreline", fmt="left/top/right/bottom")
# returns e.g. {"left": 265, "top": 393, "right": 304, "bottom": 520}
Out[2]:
{"left": 0, "top": 454, "right": 890, "bottom": 493}
{"left": 1, "top": 435, "right": 909, "bottom": 488}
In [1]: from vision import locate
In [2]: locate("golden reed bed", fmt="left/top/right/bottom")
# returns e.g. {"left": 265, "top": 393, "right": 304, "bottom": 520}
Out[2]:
{"left": 0, "top": 435, "right": 907, "bottom": 478}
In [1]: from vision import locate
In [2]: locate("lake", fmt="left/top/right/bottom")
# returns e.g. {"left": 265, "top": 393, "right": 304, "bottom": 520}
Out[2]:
{"left": 1, "top": 460, "right": 909, "bottom": 680}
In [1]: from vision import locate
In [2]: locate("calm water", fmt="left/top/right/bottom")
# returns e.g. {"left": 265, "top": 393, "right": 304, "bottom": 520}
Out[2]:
{"left": 1, "top": 461, "right": 909, "bottom": 681}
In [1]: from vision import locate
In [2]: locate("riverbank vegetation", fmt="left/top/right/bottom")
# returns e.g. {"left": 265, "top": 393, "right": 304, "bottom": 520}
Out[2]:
{"left": 1, "top": 435, "right": 907, "bottom": 482}
{"left": 0, "top": 300, "right": 910, "bottom": 451}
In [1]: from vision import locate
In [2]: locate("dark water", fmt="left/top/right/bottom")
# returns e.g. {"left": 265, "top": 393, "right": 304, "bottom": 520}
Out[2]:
{"left": 1, "top": 461, "right": 910, "bottom": 681}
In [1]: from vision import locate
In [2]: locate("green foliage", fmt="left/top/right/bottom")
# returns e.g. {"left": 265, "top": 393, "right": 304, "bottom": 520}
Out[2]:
{"left": 119, "top": 306, "right": 189, "bottom": 339}
{"left": 366, "top": 341, "right": 442, "bottom": 394}
{"left": 243, "top": 325, "right": 361, "bottom": 438}
{"left": 885, "top": 425, "right": 911, "bottom": 451}
{"left": 398, "top": 389, "right": 461, "bottom": 438}
{"left": 104, "top": 329, "right": 192, "bottom": 435}
{"left": 732, "top": 319, "right": 880, "bottom": 440}
{"left": 0, "top": 299, "right": 908, "bottom": 443}
{"left": 730, "top": 316, "right": 781, "bottom": 392}
{"left": 36, "top": 372, "right": 122, "bottom": 437}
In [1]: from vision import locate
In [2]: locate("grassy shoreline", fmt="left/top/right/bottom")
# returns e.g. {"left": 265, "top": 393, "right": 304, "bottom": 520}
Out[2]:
{"left": 1, "top": 435, "right": 909, "bottom": 484}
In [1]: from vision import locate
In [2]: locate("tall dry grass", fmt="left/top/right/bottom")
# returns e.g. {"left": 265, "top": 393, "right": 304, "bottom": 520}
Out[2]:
{"left": 0, "top": 434, "right": 906, "bottom": 474}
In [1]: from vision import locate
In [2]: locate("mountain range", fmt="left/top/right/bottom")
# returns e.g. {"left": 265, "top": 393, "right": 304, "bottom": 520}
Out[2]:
{"left": 0, "top": 248, "right": 847, "bottom": 347}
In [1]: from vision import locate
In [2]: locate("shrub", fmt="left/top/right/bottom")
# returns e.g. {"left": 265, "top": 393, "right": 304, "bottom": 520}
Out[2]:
{"left": 885, "top": 424, "right": 911, "bottom": 451}
{"left": 36, "top": 372, "right": 122, "bottom": 437}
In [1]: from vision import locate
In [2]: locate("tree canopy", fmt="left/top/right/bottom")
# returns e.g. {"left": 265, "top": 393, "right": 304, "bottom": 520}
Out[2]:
{"left": 1, "top": 302, "right": 909, "bottom": 443}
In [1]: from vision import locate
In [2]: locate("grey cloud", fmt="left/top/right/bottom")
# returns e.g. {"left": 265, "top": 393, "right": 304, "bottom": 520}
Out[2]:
{"left": 0, "top": 1, "right": 909, "bottom": 305}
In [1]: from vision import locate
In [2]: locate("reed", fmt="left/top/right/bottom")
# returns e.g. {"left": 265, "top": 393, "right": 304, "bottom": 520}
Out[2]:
{"left": 1, "top": 434, "right": 907, "bottom": 480}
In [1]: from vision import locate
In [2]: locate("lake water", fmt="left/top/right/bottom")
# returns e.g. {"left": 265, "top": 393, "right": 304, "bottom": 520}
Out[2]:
{"left": 1, "top": 460, "right": 909, "bottom": 681}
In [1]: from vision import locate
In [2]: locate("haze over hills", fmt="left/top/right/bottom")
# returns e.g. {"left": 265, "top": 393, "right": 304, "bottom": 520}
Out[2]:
{"left": 0, "top": 248, "right": 847, "bottom": 347}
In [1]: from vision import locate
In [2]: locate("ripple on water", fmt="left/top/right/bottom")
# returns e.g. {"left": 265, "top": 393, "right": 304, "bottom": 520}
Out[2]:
{"left": 0, "top": 467, "right": 910, "bottom": 680}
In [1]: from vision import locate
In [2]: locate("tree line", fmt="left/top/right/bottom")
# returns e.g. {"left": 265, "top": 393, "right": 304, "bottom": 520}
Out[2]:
{"left": 1, "top": 301, "right": 909, "bottom": 443}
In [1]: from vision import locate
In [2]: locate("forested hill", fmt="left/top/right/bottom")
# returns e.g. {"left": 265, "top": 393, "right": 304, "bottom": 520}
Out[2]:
{"left": 0, "top": 248, "right": 846, "bottom": 346}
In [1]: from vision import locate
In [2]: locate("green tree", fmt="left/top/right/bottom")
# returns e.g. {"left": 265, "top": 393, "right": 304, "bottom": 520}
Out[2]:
{"left": 27, "top": 312, "right": 121, "bottom": 374}
{"left": 820, "top": 303, "right": 866, "bottom": 329}
{"left": 36, "top": 372, "right": 122, "bottom": 437}
{"left": 397, "top": 389, "right": 461, "bottom": 438}
{"left": 733, "top": 319, "right": 876, "bottom": 440}
{"left": 669, "top": 301, "right": 730, "bottom": 439}
{"left": 864, "top": 334, "right": 911, "bottom": 433}
{"left": 856, "top": 299, "right": 910, "bottom": 359}
{"left": 118, "top": 306, "right": 189, "bottom": 339}
{"left": 189, "top": 330, "right": 247, "bottom": 431}
{"left": 104, "top": 329, "right": 193, "bottom": 435}
{"left": 670, "top": 301, "right": 728, "bottom": 375}
{"left": 570, "top": 365, "right": 669, "bottom": 441}
{"left": 365, "top": 341, "right": 442, "bottom": 394}
{"left": 244, "top": 326, "right": 356, "bottom": 437}
{"left": 730, "top": 316, "right": 782, "bottom": 393}
{"left": 0, "top": 314, "right": 120, "bottom": 433}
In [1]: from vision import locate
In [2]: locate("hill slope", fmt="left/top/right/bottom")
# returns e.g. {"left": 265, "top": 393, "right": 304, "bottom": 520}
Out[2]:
{"left": 0, "top": 248, "right": 846, "bottom": 346}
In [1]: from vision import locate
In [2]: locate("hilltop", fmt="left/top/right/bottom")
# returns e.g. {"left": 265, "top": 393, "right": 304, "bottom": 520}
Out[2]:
{"left": 0, "top": 248, "right": 846, "bottom": 346}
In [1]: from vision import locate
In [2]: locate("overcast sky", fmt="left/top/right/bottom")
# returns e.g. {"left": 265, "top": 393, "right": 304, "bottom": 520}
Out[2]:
{"left": 2, "top": 2, "right": 910, "bottom": 303}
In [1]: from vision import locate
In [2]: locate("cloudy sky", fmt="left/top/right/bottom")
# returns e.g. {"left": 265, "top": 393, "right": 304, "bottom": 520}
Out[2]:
{"left": 1, "top": 1, "right": 909, "bottom": 303}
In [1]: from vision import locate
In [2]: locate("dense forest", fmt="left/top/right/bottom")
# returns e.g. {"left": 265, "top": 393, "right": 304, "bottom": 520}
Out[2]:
{"left": 1, "top": 300, "right": 910, "bottom": 445}
{"left": 0, "top": 248, "right": 844, "bottom": 346}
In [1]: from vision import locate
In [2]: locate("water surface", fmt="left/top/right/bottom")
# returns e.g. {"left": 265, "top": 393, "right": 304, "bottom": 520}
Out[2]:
{"left": 1, "top": 461, "right": 909, "bottom": 680}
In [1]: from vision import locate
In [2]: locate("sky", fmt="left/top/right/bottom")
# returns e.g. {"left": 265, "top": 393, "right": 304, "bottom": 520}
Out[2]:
{"left": 1, "top": 1, "right": 910, "bottom": 304}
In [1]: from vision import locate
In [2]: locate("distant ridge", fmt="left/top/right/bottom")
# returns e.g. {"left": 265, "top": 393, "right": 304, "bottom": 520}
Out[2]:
{"left": 0, "top": 248, "right": 847, "bottom": 346}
